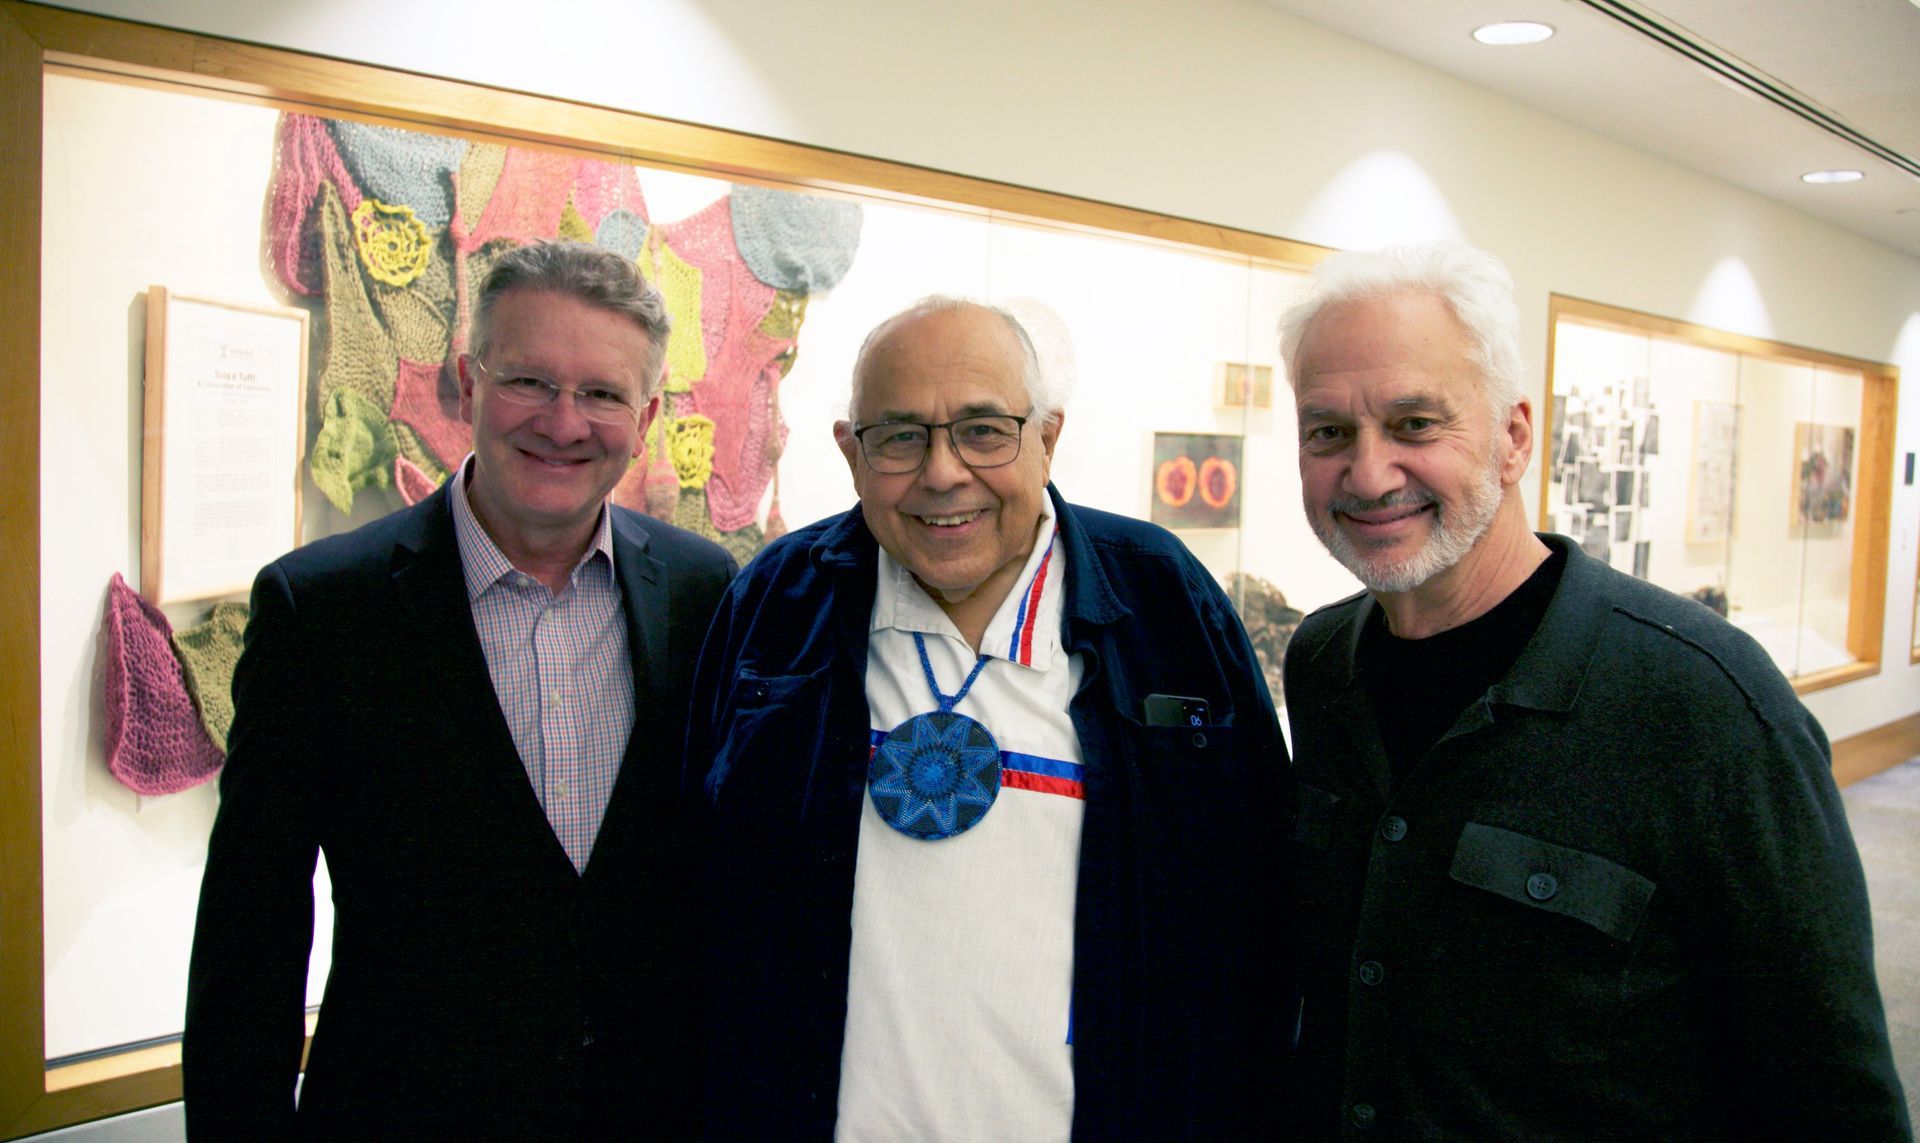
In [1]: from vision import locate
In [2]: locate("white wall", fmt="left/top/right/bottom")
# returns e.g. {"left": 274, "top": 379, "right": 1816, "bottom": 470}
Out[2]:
{"left": 45, "top": 0, "right": 1920, "bottom": 739}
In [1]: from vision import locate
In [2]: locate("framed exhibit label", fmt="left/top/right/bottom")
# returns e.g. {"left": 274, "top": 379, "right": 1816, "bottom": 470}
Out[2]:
{"left": 141, "top": 289, "right": 308, "bottom": 606}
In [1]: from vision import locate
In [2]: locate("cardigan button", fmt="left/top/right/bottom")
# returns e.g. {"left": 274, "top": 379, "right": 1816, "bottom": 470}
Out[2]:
{"left": 1379, "top": 816, "right": 1408, "bottom": 842}
{"left": 1349, "top": 1102, "right": 1377, "bottom": 1129}
{"left": 1357, "top": 960, "right": 1385, "bottom": 986}
{"left": 1190, "top": 731, "right": 1207, "bottom": 748}
{"left": 1527, "top": 872, "right": 1559, "bottom": 901}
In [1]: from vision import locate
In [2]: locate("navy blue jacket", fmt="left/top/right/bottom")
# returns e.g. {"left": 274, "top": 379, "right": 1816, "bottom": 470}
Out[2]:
{"left": 686, "top": 486, "right": 1291, "bottom": 1140}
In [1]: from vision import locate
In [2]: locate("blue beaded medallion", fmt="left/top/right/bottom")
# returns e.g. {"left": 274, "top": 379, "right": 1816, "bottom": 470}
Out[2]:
{"left": 867, "top": 632, "right": 1002, "bottom": 841}
{"left": 868, "top": 711, "right": 1001, "bottom": 840}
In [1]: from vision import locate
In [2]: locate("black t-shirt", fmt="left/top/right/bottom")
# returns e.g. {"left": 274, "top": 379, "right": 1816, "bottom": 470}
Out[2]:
{"left": 1358, "top": 545, "right": 1568, "bottom": 787}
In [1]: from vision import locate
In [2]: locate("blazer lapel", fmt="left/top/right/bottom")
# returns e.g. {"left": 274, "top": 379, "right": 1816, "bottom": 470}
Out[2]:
{"left": 583, "top": 511, "right": 671, "bottom": 877}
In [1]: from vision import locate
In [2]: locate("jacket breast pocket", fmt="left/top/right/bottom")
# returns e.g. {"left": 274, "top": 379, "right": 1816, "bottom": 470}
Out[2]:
{"left": 705, "top": 667, "right": 831, "bottom": 817}
{"left": 1449, "top": 821, "right": 1655, "bottom": 943}
{"left": 1424, "top": 821, "right": 1658, "bottom": 1062}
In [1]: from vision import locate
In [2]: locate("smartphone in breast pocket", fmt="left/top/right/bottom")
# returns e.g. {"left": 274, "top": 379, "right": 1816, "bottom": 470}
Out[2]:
{"left": 1143, "top": 693, "right": 1210, "bottom": 728}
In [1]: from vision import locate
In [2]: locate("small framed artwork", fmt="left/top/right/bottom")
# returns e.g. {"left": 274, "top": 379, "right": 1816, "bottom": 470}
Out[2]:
{"left": 1151, "top": 432, "right": 1243, "bottom": 529}
{"left": 1217, "top": 362, "right": 1274, "bottom": 409}
{"left": 1792, "top": 421, "right": 1855, "bottom": 527}
{"left": 1687, "top": 400, "right": 1739, "bottom": 544}
{"left": 141, "top": 287, "right": 310, "bottom": 605}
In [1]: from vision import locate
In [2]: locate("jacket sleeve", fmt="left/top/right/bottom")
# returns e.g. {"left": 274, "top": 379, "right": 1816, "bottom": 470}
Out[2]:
{"left": 181, "top": 561, "right": 321, "bottom": 1141}
{"left": 1701, "top": 681, "right": 1910, "bottom": 1139}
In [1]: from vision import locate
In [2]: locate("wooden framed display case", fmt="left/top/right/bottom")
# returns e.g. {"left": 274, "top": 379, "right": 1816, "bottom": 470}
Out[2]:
{"left": 1540, "top": 294, "right": 1899, "bottom": 696}
{"left": 1, "top": 3, "right": 1332, "bottom": 1134}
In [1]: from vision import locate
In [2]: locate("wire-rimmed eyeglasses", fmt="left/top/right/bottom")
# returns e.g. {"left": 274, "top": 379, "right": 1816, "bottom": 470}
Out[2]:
{"left": 851, "top": 412, "right": 1031, "bottom": 474}
{"left": 468, "top": 357, "right": 644, "bottom": 426}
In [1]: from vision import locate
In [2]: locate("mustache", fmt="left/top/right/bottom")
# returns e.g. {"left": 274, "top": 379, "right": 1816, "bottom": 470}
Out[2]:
{"left": 1325, "top": 489, "right": 1437, "bottom": 516}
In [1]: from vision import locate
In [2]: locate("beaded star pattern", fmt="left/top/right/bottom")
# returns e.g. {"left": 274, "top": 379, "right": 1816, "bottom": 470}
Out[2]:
{"left": 868, "top": 710, "right": 1002, "bottom": 841}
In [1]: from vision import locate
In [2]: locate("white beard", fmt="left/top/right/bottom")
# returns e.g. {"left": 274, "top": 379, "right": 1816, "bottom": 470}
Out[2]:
{"left": 1312, "top": 452, "right": 1505, "bottom": 595}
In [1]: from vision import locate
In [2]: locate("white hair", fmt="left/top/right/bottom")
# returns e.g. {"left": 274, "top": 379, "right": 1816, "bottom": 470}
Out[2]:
{"left": 1278, "top": 241, "right": 1524, "bottom": 415}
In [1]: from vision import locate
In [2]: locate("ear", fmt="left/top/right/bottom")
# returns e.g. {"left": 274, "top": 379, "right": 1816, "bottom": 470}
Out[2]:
{"left": 1500, "top": 397, "right": 1533, "bottom": 486}
{"left": 1037, "top": 410, "right": 1064, "bottom": 481}
{"left": 631, "top": 395, "right": 661, "bottom": 460}
{"left": 457, "top": 355, "right": 478, "bottom": 425}
{"left": 834, "top": 420, "right": 861, "bottom": 475}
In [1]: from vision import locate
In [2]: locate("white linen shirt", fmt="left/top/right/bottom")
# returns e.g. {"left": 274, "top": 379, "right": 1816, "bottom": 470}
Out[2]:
{"left": 836, "top": 499, "right": 1087, "bottom": 1143}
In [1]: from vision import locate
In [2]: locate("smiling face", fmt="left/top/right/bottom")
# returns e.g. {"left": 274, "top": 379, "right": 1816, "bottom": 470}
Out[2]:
{"left": 837, "top": 305, "right": 1061, "bottom": 616}
{"left": 1293, "top": 290, "right": 1528, "bottom": 598}
{"left": 458, "top": 288, "right": 660, "bottom": 562}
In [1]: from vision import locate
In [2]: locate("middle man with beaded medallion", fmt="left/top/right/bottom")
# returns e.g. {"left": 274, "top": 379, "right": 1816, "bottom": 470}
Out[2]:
{"left": 687, "top": 297, "right": 1291, "bottom": 1141}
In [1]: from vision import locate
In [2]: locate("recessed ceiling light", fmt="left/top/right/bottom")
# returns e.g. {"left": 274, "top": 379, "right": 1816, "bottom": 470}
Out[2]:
{"left": 1473, "top": 21, "right": 1555, "bottom": 45}
{"left": 1801, "top": 169, "right": 1864, "bottom": 184}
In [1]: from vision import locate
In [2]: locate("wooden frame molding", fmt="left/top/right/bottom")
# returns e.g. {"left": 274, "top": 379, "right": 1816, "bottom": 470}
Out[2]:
{"left": 1539, "top": 294, "right": 1900, "bottom": 698}
{"left": 0, "top": 2, "right": 1324, "bottom": 1135}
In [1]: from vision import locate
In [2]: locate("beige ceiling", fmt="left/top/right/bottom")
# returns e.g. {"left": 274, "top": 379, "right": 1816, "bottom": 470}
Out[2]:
{"left": 1253, "top": 0, "right": 1920, "bottom": 259}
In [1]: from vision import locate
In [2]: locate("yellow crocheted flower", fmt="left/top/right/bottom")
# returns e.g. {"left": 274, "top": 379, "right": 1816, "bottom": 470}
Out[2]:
{"left": 351, "top": 198, "right": 433, "bottom": 287}
{"left": 667, "top": 415, "right": 717, "bottom": 489}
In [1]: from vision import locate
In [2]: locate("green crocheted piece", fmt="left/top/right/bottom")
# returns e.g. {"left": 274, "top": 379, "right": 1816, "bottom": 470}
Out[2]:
{"left": 670, "top": 486, "right": 719, "bottom": 540}
{"left": 171, "top": 601, "right": 250, "bottom": 751}
{"left": 715, "top": 522, "right": 765, "bottom": 567}
{"left": 557, "top": 198, "right": 595, "bottom": 244}
{"left": 316, "top": 182, "right": 398, "bottom": 413}
{"left": 373, "top": 241, "right": 454, "bottom": 364}
{"left": 654, "top": 241, "right": 707, "bottom": 391}
{"left": 457, "top": 144, "right": 509, "bottom": 234}
{"left": 390, "top": 419, "right": 451, "bottom": 489}
{"left": 311, "top": 387, "right": 399, "bottom": 513}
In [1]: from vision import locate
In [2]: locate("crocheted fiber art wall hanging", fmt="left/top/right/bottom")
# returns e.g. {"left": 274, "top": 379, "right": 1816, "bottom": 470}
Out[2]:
{"left": 266, "top": 114, "right": 864, "bottom": 563}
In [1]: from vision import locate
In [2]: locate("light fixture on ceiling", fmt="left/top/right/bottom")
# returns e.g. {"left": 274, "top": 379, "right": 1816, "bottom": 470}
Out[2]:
{"left": 1801, "top": 169, "right": 1865, "bottom": 184}
{"left": 1472, "top": 21, "right": 1555, "bottom": 46}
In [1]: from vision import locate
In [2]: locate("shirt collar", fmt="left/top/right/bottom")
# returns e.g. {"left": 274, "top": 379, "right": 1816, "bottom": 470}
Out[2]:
{"left": 872, "top": 496, "right": 1064, "bottom": 670}
{"left": 450, "top": 453, "right": 616, "bottom": 599}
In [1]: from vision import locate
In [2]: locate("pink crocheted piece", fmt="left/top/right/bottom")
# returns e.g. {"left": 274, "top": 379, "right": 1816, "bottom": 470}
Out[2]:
{"left": 101, "top": 574, "right": 224, "bottom": 796}
{"left": 267, "top": 114, "right": 362, "bottom": 298}
{"left": 390, "top": 356, "right": 471, "bottom": 472}
{"left": 453, "top": 148, "right": 579, "bottom": 254}
{"left": 395, "top": 454, "right": 441, "bottom": 506}
{"left": 569, "top": 159, "right": 650, "bottom": 231}
{"left": 656, "top": 199, "right": 794, "bottom": 532}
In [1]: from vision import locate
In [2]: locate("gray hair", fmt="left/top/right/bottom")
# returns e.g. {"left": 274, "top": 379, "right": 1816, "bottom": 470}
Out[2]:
{"left": 849, "top": 296, "right": 1063, "bottom": 424}
{"left": 469, "top": 240, "right": 674, "bottom": 399}
{"left": 1278, "top": 241, "right": 1524, "bottom": 415}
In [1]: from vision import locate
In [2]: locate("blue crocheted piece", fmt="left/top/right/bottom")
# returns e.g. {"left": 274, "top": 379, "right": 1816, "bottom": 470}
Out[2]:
{"left": 869, "top": 711, "right": 1001, "bottom": 840}
{"left": 328, "top": 119, "right": 468, "bottom": 228}
{"left": 729, "top": 183, "right": 863, "bottom": 291}
{"left": 596, "top": 209, "right": 649, "bottom": 260}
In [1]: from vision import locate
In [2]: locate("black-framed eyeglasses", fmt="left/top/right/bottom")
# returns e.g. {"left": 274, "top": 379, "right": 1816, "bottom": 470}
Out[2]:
{"left": 468, "top": 357, "right": 643, "bottom": 426}
{"left": 851, "top": 412, "right": 1031, "bottom": 474}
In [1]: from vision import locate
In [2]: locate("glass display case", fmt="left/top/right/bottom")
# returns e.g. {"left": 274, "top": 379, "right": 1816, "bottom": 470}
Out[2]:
{"left": 1542, "top": 295, "right": 1897, "bottom": 693}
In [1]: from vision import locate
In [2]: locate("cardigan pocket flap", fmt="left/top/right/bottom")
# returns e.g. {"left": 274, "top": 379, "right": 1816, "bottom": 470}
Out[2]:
{"left": 1448, "top": 821, "right": 1655, "bottom": 942}
{"left": 1293, "top": 783, "right": 1341, "bottom": 850}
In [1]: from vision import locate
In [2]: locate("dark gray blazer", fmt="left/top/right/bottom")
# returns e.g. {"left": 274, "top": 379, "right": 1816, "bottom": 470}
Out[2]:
{"left": 183, "top": 484, "right": 734, "bottom": 1140}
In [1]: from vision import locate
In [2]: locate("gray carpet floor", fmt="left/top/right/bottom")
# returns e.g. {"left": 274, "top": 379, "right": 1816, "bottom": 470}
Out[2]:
{"left": 1841, "top": 757, "right": 1920, "bottom": 1128}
